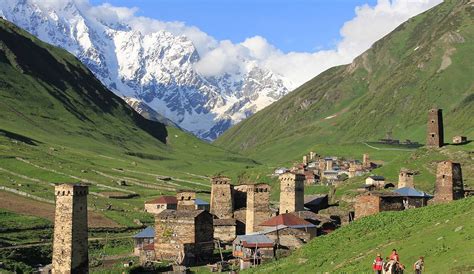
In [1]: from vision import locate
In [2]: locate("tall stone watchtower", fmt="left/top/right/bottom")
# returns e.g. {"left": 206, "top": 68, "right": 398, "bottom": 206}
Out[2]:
{"left": 363, "top": 153, "right": 370, "bottom": 169}
{"left": 426, "top": 108, "right": 444, "bottom": 148}
{"left": 52, "top": 184, "right": 89, "bottom": 274}
{"left": 398, "top": 169, "right": 415, "bottom": 188}
{"left": 279, "top": 172, "right": 305, "bottom": 214}
{"left": 210, "top": 176, "right": 234, "bottom": 219}
{"left": 246, "top": 183, "right": 271, "bottom": 234}
{"left": 433, "top": 161, "right": 464, "bottom": 203}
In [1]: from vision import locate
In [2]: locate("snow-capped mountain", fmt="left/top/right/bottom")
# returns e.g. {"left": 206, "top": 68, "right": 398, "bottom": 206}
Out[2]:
{"left": 0, "top": 0, "right": 290, "bottom": 140}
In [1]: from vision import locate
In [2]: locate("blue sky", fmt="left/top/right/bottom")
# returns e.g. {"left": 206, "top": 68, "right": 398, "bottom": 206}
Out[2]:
{"left": 90, "top": 0, "right": 377, "bottom": 53}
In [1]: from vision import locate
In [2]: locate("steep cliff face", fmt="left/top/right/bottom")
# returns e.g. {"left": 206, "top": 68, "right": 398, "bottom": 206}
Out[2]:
{"left": 0, "top": 0, "right": 289, "bottom": 140}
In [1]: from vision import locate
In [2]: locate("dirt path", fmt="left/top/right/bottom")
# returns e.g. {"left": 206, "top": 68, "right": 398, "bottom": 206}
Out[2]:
{"left": 120, "top": 168, "right": 210, "bottom": 188}
{"left": 0, "top": 191, "right": 119, "bottom": 228}
{"left": 0, "top": 235, "right": 132, "bottom": 250}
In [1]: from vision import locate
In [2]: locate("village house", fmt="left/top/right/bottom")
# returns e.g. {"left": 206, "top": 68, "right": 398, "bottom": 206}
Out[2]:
{"left": 144, "top": 196, "right": 178, "bottom": 214}
{"left": 213, "top": 218, "right": 237, "bottom": 246}
{"left": 257, "top": 213, "right": 317, "bottom": 250}
{"left": 452, "top": 135, "right": 467, "bottom": 144}
{"left": 365, "top": 175, "right": 385, "bottom": 188}
{"left": 303, "top": 170, "right": 318, "bottom": 185}
{"left": 232, "top": 234, "right": 275, "bottom": 269}
{"left": 154, "top": 209, "right": 214, "bottom": 266}
{"left": 394, "top": 187, "right": 432, "bottom": 209}
{"left": 292, "top": 211, "right": 339, "bottom": 235}
{"left": 133, "top": 226, "right": 155, "bottom": 256}
{"left": 354, "top": 192, "right": 404, "bottom": 219}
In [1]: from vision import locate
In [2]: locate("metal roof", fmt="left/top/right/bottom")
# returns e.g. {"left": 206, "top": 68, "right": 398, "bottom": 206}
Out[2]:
{"left": 368, "top": 175, "right": 385, "bottom": 180}
{"left": 394, "top": 187, "right": 433, "bottom": 197}
{"left": 234, "top": 234, "right": 274, "bottom": 248}
{"left": 133, "top": 226, "right": 155, "bottom": 238}
{"left": 195, "top": 198, "right": 209, "bottom": 206}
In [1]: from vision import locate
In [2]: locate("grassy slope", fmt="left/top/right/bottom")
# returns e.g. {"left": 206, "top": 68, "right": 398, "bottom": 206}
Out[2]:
{"left": 0, "top": 18, "right": 258, "bottom": 229}
{"left": 215, "top": 0, "right": 474, "bottom": 164}
{"left": 251, "top": 197, "right": 474, "bottom": 273}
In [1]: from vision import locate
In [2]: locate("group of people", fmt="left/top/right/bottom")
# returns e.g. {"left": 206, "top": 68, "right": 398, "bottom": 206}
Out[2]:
{"left": 372, "top": 249, "right": 424, "bottom": 274}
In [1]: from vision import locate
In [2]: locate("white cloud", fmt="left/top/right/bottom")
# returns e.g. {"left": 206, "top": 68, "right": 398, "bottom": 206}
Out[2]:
{"left": 35, "top": 0, "right": 443, "bottom": 88}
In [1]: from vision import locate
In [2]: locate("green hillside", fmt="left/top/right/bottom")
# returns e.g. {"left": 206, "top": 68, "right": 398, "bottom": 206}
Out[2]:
{"left": 215, "top": 0, "right": 474, "bottom": 164}
{"left": 250, "top": 197, "right": 474, "bottom": 273}
{"left": 0, "top": 18, "right": 257, "bottom": 229}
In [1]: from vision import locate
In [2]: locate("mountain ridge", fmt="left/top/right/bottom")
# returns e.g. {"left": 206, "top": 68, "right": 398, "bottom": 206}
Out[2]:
{"left": 215, "top": 0, "right": 474, "bottom": 162}
{"left": 0, "top": 0, "right": 290, "bottom": 140}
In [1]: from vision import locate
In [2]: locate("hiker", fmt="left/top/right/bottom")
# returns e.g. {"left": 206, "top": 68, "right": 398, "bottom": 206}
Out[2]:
{"left": 373, "top": 254, "right": 384, "bottom": 274}
{"left": 413, "top": 256, "right": 424, "bottom": 274}
{"left": 389, "top": 249, "right": 400, "bottom": 262}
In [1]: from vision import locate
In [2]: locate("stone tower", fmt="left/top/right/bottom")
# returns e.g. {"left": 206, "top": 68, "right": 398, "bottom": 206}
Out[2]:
{"left": 302, "top": 155, "right": 308, "bottom": 165}
{"left": 210, "top": 176, "right": 233, "bottom": 219}
{"left": 426, "top": 108, "right": 444, "bottom": 148}
{"left": 398, "top": 169, "right": 415, "bottom": 188}
{"left": 433, "top": 161, "right": 464, "bottom": 203}
{"left": 325, "top": 159, "right": 333, "bottom": 171}
{"left": 363, "top": 153, "right": 370, "bottom": 169}
{"left": 279, "top": 172, "right": 305, "bottom": 214}
{"left": 52, "top": 184, "right": 89, "bottom": 274}
{"left": 177, "top": 191, "right": 196, "bottom": 210}
{"left": 246, "top": 184, "right": 271, "bottom": 234}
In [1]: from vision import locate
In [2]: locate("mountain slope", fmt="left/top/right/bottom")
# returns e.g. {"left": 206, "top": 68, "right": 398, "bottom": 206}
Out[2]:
{"left": 0, "top": 0, "right": 290, "bottom": 140}
{"left": 215, "top": 0, "right": 474, "bottom": 162}
{"left": 250, "top": 197, "right": 474, "bottom": 273}
{"left": 0, "top": 17, "right": 258, "bottom": 227}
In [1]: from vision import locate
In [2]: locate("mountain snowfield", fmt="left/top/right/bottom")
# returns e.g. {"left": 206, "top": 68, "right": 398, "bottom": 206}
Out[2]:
{"left": 0, "top": 0, "right": 290, "bottom": 140}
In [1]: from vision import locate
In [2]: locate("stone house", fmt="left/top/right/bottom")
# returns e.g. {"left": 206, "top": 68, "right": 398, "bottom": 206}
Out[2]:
{"left": 303, "top": 170, "right": 318, "bottom": 185}
{"left": 258, "top": 213, "right": 317, "bottom": 250}
{"left": 154, "top": 209, "right": 214, "bottom": 266}
{"left": 354, "top": 192, "right": 404, "bottom": 219}
{"left": 393, "top": 187, "right": 432, "bottom": 209}
{"left": 144, "top": 196, "right": 177, "bottom": 214}
{"left": 452, "top": 136, "right": 467, "bottom": 144}
{"left": 365, "top": 176, "right": 385, "bottom": 187}
{"left": 213, "top": 218, "right": 237, "bottom": 244}
{"left": 133, "top": 226, "right": 155, "bottom": 256}
{"left": 232, "top": 234, "right": 275, "bottom": 268}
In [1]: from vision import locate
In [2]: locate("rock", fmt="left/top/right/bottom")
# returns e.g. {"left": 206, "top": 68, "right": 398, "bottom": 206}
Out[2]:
{"left": 454, "top": 226, "right": 463, "bottom": 232}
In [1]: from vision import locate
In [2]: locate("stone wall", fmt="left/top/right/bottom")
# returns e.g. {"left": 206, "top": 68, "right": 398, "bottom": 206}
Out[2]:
{"left": 210, "top": 176, "right": 234, "bottom": 219}
{"left": 354, "top": 194, "right": 380, "bottom": 219}
{"left": 426, "top": 108, "right": 444, "bottom": 148}
{"left": 246, "top": 184, "right": 271, "bottom": 234}
{"left": 233, "top": 185, "right": 248, "bottom": 210}
{"left": 52, "top": 184, "right": 89, "bottom": 274}
{"left": 279, "top": 173, "right": 305, "bottom": 214}
{"left": 214, "top": 221, "right": 236, "bottom": 243}
{"left": 154, "top": 210, "right": 213, "bottom": 266}
{"left": 433, "top": 161, "right": 464, "bottom": 203}
{"left": 177, "top": 191, "right": 196, "bottom": 210}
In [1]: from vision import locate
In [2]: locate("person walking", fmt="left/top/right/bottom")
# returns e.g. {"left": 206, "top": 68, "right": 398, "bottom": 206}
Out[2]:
{"left": 389, "top": 249, "right": 400, "bottom": 262}
{"left": 413, "top": 256, "right": 424, "bottom": 274}
{"left": 372, "top": 254, "right": 384, "bottom": 274}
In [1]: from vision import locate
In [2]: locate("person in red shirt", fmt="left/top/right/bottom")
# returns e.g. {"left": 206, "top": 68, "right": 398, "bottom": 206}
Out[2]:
{"left": 389, "top": 249, "right": 400, "bottom": 262}
{"left": 372, "top": 254, "right": 384, "bottom": 274}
